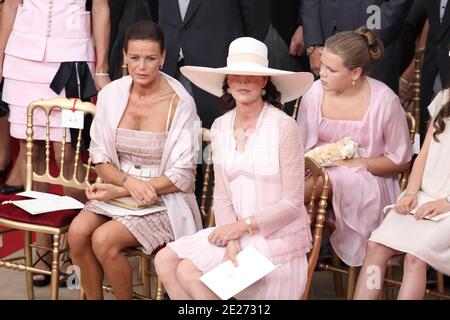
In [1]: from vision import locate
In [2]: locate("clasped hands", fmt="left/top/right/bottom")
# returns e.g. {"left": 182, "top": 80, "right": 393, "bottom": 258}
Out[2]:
{"left": 86, "top": 176, "right": 158, "bottom": 206}
{"left": 207, "top": 221, "right": 250, "bottom": 267}
{"left": 394, "top": 193, "right": 450, "bottom": 220}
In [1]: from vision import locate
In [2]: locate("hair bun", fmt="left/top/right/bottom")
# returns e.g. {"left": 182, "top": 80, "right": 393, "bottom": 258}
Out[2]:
{"left": 355, "top": 26, "right": 384, "bottom": 61}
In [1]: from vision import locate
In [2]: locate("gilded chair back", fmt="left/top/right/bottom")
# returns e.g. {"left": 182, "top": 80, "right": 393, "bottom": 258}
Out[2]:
{"left": 301, "top": 156, "right": 330, "bottom": 299}
{"left": 399, "top": 112, "right": 416, "bottom": 191}
{"left": 412, "top": 47, "right": 425, "bottom": 130}
{"left": 199, "top": 128, "right": 215, "bottom": 228}
{"left": 25, "top": 98, "right": 96, "bottom": 191}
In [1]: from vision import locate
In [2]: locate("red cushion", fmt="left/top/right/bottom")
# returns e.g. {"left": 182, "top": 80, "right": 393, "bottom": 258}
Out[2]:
{"left": 0, "top": 194, "right": 79, "bottom": 227}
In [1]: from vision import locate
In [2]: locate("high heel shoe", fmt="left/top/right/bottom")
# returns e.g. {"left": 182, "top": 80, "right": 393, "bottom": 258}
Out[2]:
{"left": 0, "top": 184, "right": 24, "bottom": 195}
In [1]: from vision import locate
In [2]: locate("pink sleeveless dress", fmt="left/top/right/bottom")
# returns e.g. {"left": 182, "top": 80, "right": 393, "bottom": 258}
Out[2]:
{"left": 82, "top": 100, "right": 178, "bottom": 254}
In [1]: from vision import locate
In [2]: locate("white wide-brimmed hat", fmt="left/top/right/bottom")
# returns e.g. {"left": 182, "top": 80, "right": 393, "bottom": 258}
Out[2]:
{"left": 180, "top": 37, "right": 314, "bottom": 103}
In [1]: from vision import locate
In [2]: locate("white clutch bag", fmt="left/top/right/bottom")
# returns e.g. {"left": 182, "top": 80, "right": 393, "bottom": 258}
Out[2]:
{"left": 305, "top": 137, "right": 360, "bottom": 167}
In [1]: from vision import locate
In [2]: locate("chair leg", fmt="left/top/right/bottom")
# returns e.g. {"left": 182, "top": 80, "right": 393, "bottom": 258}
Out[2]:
{"left": 24, "top": 231, "right": 35, "bottom": 300}
{"left": 346, "top": 267, "right": 358, "bottom": 300}
{"left": 437, "top": 272, "right": 445, "bottom": 300}
{"left": 137, "top": 256, "right": 143, "bottom": 282}
{"left": 155, "top": 278, "right": 165, "bottom": 300}
{"left": 385, "top": 266, "right": 395, "bottom": 300}
{"left": 142, "top": 256, "right": 150, "bottom": 298}
{"left": 79, "top": 285, "right": 87, "bottom": 300}
{"left": 331, "top": 252, "right": 344, "bottom": 297}
{"left": 50, "top": 234, "right": 61, "bottom": 300}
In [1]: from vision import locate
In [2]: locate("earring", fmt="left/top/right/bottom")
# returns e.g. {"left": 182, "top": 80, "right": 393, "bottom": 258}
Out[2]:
{"left": 261, "top": 88, "right": 267, "bottom": 96}
{"left": 159, "top": 65, "right": 163, "bottom": 70}
{"left": 227, "top": 88, "right": 231, "bottom": 94}
{"left": 352, "top": 80, "right": 356, "bottom": 86}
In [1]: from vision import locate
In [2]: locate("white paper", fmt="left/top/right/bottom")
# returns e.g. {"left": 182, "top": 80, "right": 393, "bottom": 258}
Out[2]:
{"left": 61, "top": 110, "right": 84, "bottom": 129}
{"left": 91, "top": 200, "right": 166, "bottom": 217}
{"left": 16, "top": 191, "right": 62, "bottom": 200}
{"left": 384, "top": 192, "right": 450, "bottom": 222}
{"left": 413, "top": 133, "right": 421, "bottom": 155}
{"left": 199, "top": 246, "right": 279, "bottom": 300}
{"left": 410, "top": 193, "right": 450, "bottom": 222}
{"left": 10, "top": 196, "right": 84, "bottom": 215}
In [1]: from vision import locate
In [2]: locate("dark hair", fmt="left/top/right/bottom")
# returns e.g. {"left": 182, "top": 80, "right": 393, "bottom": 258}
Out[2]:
{"left": 432, "top": 89, "right": 450, "bottom": 142}
{"left": 123, "top": 20, "right": 165, "bottom": 53}
{"left": 325, "top": 26, "right": 384, "bottom": 74}
{"left": 219, "top": 78, "right": 284, "bottom": 112}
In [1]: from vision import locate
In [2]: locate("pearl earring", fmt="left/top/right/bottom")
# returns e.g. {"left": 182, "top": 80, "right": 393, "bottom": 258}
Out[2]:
{"left": 227, "top": 88, "right": 231, "bottom": 94}
{"left": 352, "top": 80, "right": 356, "bottom": 86}
{"left": 261, "top": 88, "right": 267, "bottom": 96}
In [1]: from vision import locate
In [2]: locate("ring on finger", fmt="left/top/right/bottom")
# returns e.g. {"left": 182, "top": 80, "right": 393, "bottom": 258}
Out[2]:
{"left": 215, "top": 239, "right": 222, "bottom": 247}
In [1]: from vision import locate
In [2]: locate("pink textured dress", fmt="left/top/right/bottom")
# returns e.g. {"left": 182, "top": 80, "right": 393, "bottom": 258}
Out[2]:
{"left": 298, "top": 78, "right": 413, "bottom": 267}
{"left": 168, "top": 105, "right": 311, "bottom": 300}
{"left": 1, "top": 0, "right": 94, "bottom": 141}
{"left": 83, "top": 107, "right": 176, "bottom": 255}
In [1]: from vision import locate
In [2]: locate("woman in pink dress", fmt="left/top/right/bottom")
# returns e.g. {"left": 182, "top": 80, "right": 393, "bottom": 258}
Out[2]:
{"left": 0, "top": 0, "right": 110, "bottom": 286}
{"left": 154, "top": 37, "right": 314, "bottom": 300}
{"left": 298, "top": 27, "right": 413, "bottom": 267}
{"left": 68, "top": 21, "right": 203, "bottom": 300}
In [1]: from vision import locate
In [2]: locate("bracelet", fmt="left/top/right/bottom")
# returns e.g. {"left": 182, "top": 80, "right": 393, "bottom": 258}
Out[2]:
{"left": 404, "top": 191, "right": 418, "bottom": 196}
{"left": 244, "top": 217, "right": 252, "bottom": 234}
{"left": 94, "top": 72, "right": 109, "bottom": 77}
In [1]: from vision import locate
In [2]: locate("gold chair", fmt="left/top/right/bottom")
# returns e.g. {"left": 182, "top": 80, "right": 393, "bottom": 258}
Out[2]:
{"left": 98, "top": 128, "right": 216, "bottom": 300}
{"left": 301, "top": 157, "right": 330, "bottom": 299}
{"left": 0, "top": 98, "right": 95, "bottom": 300}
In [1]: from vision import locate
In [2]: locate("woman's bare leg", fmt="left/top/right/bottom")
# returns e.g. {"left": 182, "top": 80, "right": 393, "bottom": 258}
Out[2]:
{"left": 91, "top": 220, "right": 141, "bottom": 300}
{"left": 176, "top": 259, "right": 220, "bottom": 300}
{"left": 354, "top": 241, "right": 396, "bottom": 299}
{"left": 0, "top": 116, "right": 10, "bottom": 170}
{"left": 397, "top": 253, "right": 427, "bottom": 300}
{"left": 155, "top": 247, "right": 192, "bottom": 299}
{"left": 68, "top": 211, "right": 109, "bottom": 300}
{"left": 4, "top": 139, "right": 25, "bottom": 187}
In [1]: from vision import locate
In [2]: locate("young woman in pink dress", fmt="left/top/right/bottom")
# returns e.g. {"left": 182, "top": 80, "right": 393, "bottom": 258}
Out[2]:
{"left": 354, "top": 89, "right": 450, "bottom": 300}
{"left": 298, "top": 27, "right": 413, "bottom": 268}
{"left": 154, "top": 37, "right": 314, "bottom": 300}
{"left": 0, "top": 0, "right": 110, "bottom": 286}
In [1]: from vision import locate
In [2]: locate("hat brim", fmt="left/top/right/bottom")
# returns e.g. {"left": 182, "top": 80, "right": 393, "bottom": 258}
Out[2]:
{"left": 180, "top": 64, "right": 314, "bottom": 103}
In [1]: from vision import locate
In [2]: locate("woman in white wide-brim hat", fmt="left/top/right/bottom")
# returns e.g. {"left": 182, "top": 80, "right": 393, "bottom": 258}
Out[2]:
{"left": 155, "top": 37, "right": 314, "bottom": 300}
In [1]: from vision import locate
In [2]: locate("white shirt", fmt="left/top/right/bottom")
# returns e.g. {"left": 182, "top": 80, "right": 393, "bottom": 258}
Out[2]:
{"left": 441, "top": 0, "right": 448, "bottom": 22}
{"left": 178, "top": 0, "right": 190, "bottom": 59}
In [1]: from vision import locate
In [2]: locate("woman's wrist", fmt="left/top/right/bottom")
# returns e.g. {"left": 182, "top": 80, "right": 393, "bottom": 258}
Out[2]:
{"left": 404, "top": 190, "right": 418, "bottom": 196}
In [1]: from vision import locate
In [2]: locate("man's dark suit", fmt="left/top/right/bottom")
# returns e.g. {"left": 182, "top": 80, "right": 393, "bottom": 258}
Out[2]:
{"left": 419, "top": 1, "right": 450, "bottom": 141}
{"left": 159, "top": 0, "right": 270, "bottom": 128}
{"left": 301, "top": 0, "right": 412, "bottom": 92}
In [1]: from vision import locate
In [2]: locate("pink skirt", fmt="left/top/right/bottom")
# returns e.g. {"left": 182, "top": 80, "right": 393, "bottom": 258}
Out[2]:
{"left": 168, "top": 227, "right": 308, "bottom": 300}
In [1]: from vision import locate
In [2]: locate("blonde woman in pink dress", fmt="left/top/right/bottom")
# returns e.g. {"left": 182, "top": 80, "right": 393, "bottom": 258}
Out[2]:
{"left": 354, "top": 89, "right": 450, "bottom": 300}
{"left": 154, "top": 37, "right": 314, "bottom": 300}
{"left": 298, "top": 27, "right": 413, "bottom": 267}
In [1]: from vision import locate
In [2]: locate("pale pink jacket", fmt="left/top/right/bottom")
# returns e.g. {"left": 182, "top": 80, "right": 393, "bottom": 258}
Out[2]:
{"left": 211, "top": 104, "right": 312, "bottom": 264}
{"left": 89, "top": 74, "right": 203, "bottom": 239}
{"left": 5, "top": 0, "right": 95, "bottom": 64}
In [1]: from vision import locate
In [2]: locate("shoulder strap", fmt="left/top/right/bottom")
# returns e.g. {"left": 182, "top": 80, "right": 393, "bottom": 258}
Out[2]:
{"left": 165, "top": 94, "right": 177, "bottom": 131}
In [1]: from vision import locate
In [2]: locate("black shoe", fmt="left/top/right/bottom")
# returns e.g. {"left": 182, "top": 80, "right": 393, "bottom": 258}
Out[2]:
{"left": 0, "top": 184, "right": 24, "bottom": 195}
